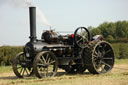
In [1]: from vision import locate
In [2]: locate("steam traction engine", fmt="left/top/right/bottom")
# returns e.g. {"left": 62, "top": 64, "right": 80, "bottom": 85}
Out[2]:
{"left": 12, "top": 7, "right": 115, "bottom": 78}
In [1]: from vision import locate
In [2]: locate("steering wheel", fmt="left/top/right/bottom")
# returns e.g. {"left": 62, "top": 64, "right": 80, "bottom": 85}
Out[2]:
{"left": 74, "top": 27, "right": 90, "bottom": 48}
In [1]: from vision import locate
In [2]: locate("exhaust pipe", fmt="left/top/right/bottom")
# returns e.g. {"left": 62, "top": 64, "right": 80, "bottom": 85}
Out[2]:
{"left": 29, "top": 7, "right": 37, "bottom": 42}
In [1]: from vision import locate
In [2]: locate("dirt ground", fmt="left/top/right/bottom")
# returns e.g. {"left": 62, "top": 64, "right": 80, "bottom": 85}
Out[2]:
{"left": 0, "top": 64, "right": 128, "bottom": 85}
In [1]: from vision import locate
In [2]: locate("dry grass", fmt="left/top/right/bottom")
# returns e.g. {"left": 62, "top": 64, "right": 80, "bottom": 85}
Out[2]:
{"left": 0, "top": 64, "right": 128, "bottom": 85}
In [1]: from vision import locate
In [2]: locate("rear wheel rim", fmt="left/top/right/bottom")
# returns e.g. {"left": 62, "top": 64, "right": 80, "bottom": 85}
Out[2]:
{"left": 92, "top": 42, "right": 114, "bottom": 74}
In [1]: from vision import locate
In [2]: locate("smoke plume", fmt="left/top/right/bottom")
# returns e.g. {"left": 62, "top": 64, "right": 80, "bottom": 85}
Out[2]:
{"left": 36, "top": 7, "right": 51, "bottom": 27}
{"left": 0, "top": 0, "right": 51, "bottom": 27}
{"left": 13, "top": 0, "right": 34, "bottom": 8}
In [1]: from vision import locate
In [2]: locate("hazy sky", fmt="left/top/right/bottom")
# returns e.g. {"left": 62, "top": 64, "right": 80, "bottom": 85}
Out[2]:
{"left": 0, "top": 0, "right": 128, "bottom": 46}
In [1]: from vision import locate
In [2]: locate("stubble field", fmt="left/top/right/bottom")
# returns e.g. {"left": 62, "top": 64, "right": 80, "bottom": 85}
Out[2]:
{"left": 0, "top": 59, "right": 128, "bottom": 85}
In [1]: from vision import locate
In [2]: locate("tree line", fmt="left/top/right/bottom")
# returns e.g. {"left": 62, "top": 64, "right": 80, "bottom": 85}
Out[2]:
{"left": 88, "top": 20, "right": 128, "bottom": 42}
{"left": 0, "top": 46, "right": 23, "bottom": 66}
{"left": 0, "top": 43, "right": 128, "bottom": 66}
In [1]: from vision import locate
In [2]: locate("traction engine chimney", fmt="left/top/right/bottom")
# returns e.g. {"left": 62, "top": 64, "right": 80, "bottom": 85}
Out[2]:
{"left": 29, "top": 7, "right": 37, "bottom": 42}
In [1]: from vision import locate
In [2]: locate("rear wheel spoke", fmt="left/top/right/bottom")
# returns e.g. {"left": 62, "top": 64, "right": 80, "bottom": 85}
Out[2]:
{"left": 37, "top": 63, "right": 45, "bottom": 66}
{"left": 94, "top": 51, "right": 98, "bottom": 55}
{"left": 22, "top": 68, "right": 25, "bottom": 76}
{"left": 17, "top": 66, "right": 22, "bottom": 69}
{"left": 93, "top": 55, "right": 98, "bottom": 58}
{"left": 49, "top": 60, "right": 56, "bottom": 64}
{"left": 101, "top": 61, "right": 111, "bottom": 68}
{"left": 101, "top": 65, "right": 106, "bottom": 72}
{"left": 103, "top": 57, "right": 113, "bottom": 60}
{"left": 25, "top": 68, "right": 29, "bottom": 75}
{"left": 105, "top": 49, "right": 111, "bottom": 55}
{"left": 20, "top": 68, "right": 23, "bottom": 74}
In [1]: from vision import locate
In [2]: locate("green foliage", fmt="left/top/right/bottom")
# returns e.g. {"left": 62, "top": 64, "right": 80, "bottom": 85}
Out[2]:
{"left": 106, "top": 35, "right": 114, "bottom": 42}
{"left": 89, "top": 20, "right": 128, "bottom": 42}
{"left": 118, "top": 44, "right": 128, "bottom": 59}
{"left": 112, "top": 43, "right": 128, "bottom": 59}
{"left": 98, "top": 22, "right": 115, "bottom": 38}
{"left": 91, "top": 28, "right": 101, "bottom": 37}
{"left": 112, "top": 43, "right": 120, "bottom": 59}
{"left": 0, "top": 46, "right": 23, "bottom": 66}
{"left": 115, "top": 21, "right": 128, "bottom": 38}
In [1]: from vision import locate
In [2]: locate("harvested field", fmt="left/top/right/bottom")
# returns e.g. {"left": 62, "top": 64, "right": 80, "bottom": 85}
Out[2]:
{"left": 0, "top": 64, "right": 128, "bottom": 85}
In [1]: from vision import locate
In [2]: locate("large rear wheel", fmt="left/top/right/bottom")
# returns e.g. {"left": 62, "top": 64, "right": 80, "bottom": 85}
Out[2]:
{"left": 84, "top": 41, "right": 115, "bottom": 74}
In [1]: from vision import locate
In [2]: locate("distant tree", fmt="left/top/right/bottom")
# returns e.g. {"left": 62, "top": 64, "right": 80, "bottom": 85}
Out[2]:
{"left": 106, "top": 35, "right": 114, "bottom": 42}
{"left": 96, "top": 22, "right": 109, "bottom": 38}
{"left": 119, "top": 44, "right": 128, "bottom": 59}
{"left": 88, "top": 26, "right": 95, "bottom": 31}
{"left": 0, "top": 46, "right": 23, "bottom": 66}
{"left": 115, "top": 21, "right": 128, "bottom": 38}
{"left": 96, "top": 22, "right": 116, "bottom": 38}
{"left": 90, "top": 28, "right": 101, "bottom": 37}
{"left": 90, "top": 20, "right": 128, "bottom": 42}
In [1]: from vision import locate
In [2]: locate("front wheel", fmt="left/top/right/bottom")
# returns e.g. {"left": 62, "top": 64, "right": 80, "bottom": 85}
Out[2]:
{"left": 12, "top": 52, "right": 33, "bottom": 78}
{"left": 33, "top": 51, "right": 58, "bottom": 78}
